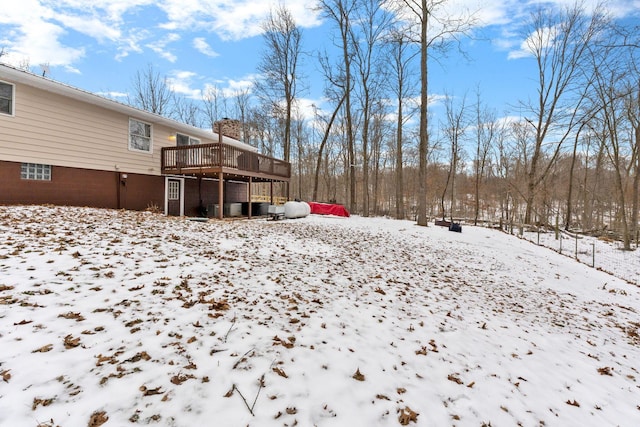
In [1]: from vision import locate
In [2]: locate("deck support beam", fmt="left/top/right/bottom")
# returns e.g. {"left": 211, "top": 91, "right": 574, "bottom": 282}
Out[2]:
{"left": 248, "top": 177, "right": 253, "bottom": 219}
{"left": 218, "top": 172, "right": 224, "bottom": 220}
{"left": 270, "top": 181, "right": 274, "bottom": 205}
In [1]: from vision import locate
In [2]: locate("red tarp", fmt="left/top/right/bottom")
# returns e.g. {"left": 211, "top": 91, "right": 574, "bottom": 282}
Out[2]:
{"left": 307, "top": 202, "right": 350, "bottom": 217}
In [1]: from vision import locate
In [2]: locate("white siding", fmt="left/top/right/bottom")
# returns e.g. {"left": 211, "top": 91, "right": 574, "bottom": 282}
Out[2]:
{"left": 0, "top": 81, "right": 219, "bottom": 176}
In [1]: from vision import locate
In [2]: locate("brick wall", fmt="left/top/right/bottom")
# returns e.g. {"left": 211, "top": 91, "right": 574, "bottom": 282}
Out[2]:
{"left": 0, "top": 160, "right": 164, "bottom": 211}
{"left": 213, "top": 118, "right": 241, "bottom": 141}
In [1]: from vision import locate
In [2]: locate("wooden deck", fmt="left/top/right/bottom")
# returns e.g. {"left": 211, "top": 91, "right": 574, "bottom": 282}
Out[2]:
{"left": 161, "top": 143, "right": 290, "bottom": 182}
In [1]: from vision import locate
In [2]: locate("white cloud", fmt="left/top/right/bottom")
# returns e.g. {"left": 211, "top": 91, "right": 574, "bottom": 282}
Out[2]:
{"left": 0, "top": 0, "right": 142, "bottom": 68}
{"left": 508, "top": 24, "right": 558, "bottom": 60}
{"left": 158, "top": 0, "right": 323, "bottom": 41}
{"left": 499, "top": 0, "right": 640, "bottom": 60}
{"left": 1, "top": 0, "right": 325, "bottom": 71}
{"left": 54, "top": 13, "right": 122, "bottom": 42}
{"left": 200, "top": 74, "right": 258, "bottom": 98}
{"left": 427, "top": 93, "right": 448, "bottom": 108}
{"left": 226, "top": 75, "right": 258, "bottom": 93}
{"left": 193, "top": 37, "right": 218, "bottom": 57}
{"left": 167, "top": 69, "right": 201, "bottom": 99}
{"left": 145, "top": 33, "right": 181, "bottom": 63}
{"left": 295, "top": 97, "right": 320, "bottom": 121}
{"left": 3, "top": 20, "right": 86, "bottom": 67}
{"left": 114, "top": 30, "right": 147, "bottom": 61}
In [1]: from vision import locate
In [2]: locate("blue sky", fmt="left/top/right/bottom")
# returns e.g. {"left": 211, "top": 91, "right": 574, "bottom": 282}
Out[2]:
{"left": 1, "top": 0, "right": 639, "bottom": 126}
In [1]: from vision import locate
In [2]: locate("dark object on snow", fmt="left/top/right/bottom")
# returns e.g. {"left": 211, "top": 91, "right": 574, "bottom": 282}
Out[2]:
{"left": 449, "top": 222, "right": 462, "bottom": 233}
{"left": 268, "top": 205, "right": 285, "bottom": 221}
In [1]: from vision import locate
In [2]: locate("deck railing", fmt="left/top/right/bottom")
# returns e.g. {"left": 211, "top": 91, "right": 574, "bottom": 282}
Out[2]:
{"left": 161, "top": 143, "right": 290, "bottom": 179}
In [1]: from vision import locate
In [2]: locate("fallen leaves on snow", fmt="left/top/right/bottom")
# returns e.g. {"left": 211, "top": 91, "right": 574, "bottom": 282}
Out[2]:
{"left": 87, "top": 411, "right": 108, "bottom": 427}
{"left": 397, "top": 406, "right": 418, "bottom": 425}
{"left": 352, "top": 368, "right": 365, "bottom": 381}
{"left": 1, "top": 205, "right": 639, "bottom": 426}
{"left": 139, "top": 385, "right": 163, "bottom": 396}
{"left": 32, "top": 344, "right": 53, "bottom": 353}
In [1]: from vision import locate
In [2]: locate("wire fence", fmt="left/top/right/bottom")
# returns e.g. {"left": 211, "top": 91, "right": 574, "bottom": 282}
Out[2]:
{"left": 507, "top": 226, "right": 640, "bottom": 285}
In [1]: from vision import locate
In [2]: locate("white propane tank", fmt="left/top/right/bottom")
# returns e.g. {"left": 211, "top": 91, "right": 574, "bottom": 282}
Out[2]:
{"left": 284, "top": 201, "right": 311, "bottom": 219}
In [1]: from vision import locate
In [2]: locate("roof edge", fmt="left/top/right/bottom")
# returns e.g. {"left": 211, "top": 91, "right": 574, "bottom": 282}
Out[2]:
{"left": 0, "top": 63, "right": 257, "bottom": 152}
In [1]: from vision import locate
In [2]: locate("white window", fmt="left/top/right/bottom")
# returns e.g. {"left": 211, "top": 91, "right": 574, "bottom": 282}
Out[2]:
{"left": 176, "top": 133, "right": 201, "bottom": 165}
{"left": 21, "top": 163, "right": 51, "bottom": 180}
{"left": 168, "top": 180, "right": 180, "bottom": 200}
{"left": 129, "top": 118, "right": 152, "bottom": 152}
{"left": 176, "top": 133, "right": 200, "bottom": 146}
{"left": 0, "top": 81, "right": 14, "bottom": 115}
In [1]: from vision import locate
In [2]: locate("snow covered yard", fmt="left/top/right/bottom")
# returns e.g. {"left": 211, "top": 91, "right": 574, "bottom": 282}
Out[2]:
{"left": 0, "top": 205, "right": 638, "bottom": 427}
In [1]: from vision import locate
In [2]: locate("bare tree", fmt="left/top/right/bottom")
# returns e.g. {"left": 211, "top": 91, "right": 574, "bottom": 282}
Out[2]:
{"left": 171, "top": 94, "right": 202, "bottom": 127}
{"left": 439, "top": 93, "right": 468, "bottom": 221}
{"left": 392, "top": 0, "right": 477, "bottom": 226}
{"left": 587, "top": 34, "right": 638, "bottom": 249}
{"left": 369, "top": 99, "right": 390, "bottom": 215}
{"left": 564, "top": 120, "right": 589, "bottom": 230}
{"left": 621, "top": 29, "right": 640, "bottom": 247}
{"left": 518, "top": 3, "right": 607, "bottom": 224}
{"left": 312, "top": 94, "right": 346, "bottom": 202}
{"left": 317, "top": 0, "right": 358, "bottom": 213}
{"left": 626, "top": 78, "right": 640, "bottom": 248}
{"left": 201, "top": 85, "right": 229, "bottom": 132}
{"left": 255, "top": 4, "right": 304, "bottom": 164}
{"left": 128, "top": 63, "right": 172, "bottom": 115}
{"left": 292, "top": 108, "right": 308, "bottom": 200}
{"left": 510, "top": 119, "right": 536, "bottom": 225}
{"left": 387, "top": 29, "right": 418, "bottom": 219}
{"left": 246, "top": 104, "right": 280, "bottom": 158}
{"left": 351, "top": 0, "right": 393, "bottom": 216}
{"left": 231, "top": 88, "right": 252, "bottom": 143}
{"left": 473, "top": 89, "right": 501, "bottom": 225}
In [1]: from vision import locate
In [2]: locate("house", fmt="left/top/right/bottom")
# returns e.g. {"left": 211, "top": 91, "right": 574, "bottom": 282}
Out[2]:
{"left": 0, "top": 63, "right": 290, "bottom": 218}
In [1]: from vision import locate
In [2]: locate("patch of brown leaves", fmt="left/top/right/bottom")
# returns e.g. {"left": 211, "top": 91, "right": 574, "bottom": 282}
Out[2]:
{"left": 398, "top": 406, "right": 418, "bottom": 425}
{"left": 32, "top": 344, "right": 53, "bottom": 353}
{"left": 63, "top": 334, "right": 81, "bottom": 349}
{"left": 88, "top": 410, "right": 108, "bottom": 427}
{"left": 352, "top": 368, "right": 365, "bottom": 381}
{"left": 58, "top": 311, "right": 85, "bottom": 321}
{"left": 32, "top": 397, "right": 54, "bottom": 410}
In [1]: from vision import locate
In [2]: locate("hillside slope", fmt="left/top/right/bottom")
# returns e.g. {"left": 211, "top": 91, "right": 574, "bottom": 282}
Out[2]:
{"left": 0, "top": 206, "right": 638, "bottom": 426}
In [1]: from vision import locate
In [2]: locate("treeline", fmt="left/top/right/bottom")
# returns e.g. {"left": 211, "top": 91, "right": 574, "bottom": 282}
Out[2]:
{"left": 123, "top": 1, "right": 639, "bottom": 249}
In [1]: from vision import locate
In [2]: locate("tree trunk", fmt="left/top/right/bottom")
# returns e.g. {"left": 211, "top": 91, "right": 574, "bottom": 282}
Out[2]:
{"left": 631, "top": 124, "right": 640, "bottom": 247}
{"left": 395, "top": 98, "right": 405, "bottom": 219}
{"left": 565, "top": 128, "right": 581, "bottom": 230}
{"left": 313, "top": 95, "right": 345, "bottom": 201}
{"left": 474, "top": 154, "right": 480, "bottom": 225}
{"left": 416, "top": 0, "right": 429, "bottom": 226}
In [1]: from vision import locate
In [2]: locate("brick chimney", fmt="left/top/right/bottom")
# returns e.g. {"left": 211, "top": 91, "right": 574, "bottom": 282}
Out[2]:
{"left": 213, "top": 118, "right": 241, "bottom": 141}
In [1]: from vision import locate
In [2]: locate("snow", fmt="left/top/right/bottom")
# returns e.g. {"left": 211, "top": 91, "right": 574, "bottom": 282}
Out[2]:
{"left": 518, "top": 228, "right": 639, "bottom": 285}
{"left": 0, "top": 205, "right": 639, "bottom": 427}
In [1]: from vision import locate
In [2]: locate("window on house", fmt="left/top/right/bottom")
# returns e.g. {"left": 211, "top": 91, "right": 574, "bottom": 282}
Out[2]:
{"left": 129, "top": 118, "right": 152, "bottom": 152}
{"left": 21, "top": 163, "right": 51, "bottom": 180}
{"left": 176, "top": 133, "right": 201, "bottom": 165}
{"left": 168, "top": 180, "right": 180, "bottom": 200}
{"left": 176, "top": 133, "right": 200, "bottom": 146}
{"left": 0, "top": 81, "right": 14, "bottom": 115}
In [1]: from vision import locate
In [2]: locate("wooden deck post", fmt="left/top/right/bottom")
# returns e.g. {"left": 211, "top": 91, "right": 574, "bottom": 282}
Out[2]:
{"left": 218, "top": 172, "right": 224, "bottom": 220}
{"left": 270, "top": 181, "right": 274, "bottom": 205}
{"left": 248, "top": 177, "right": 253, "bottom": 219}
